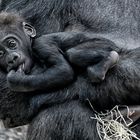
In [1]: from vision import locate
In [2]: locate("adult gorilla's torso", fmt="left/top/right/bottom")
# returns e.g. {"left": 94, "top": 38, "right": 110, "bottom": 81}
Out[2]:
{"left": 0, "top": 0, "right": 140, "bottom": 127}
{"left": 4, "top": 0, "right": 140, "bottom": 49}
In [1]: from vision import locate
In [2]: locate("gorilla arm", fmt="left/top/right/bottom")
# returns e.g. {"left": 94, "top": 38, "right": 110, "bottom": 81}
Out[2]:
{"left": 7, "top": 39, "right": 74, "bottom": 92}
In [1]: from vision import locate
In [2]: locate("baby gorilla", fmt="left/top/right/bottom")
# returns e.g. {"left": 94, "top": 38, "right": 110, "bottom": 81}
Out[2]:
{"left": 0, "top": 12, "right": 119, "bottom": 92}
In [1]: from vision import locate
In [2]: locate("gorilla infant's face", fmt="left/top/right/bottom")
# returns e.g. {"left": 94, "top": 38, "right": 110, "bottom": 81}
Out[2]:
{"left": 0, "top": 35, "right": 32, "bottom": 73}
{"left": 0, "top": 22, "right": 36, "bottom": 74}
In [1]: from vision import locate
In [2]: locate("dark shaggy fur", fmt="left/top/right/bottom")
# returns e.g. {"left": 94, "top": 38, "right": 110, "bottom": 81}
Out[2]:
{"left": 0, "top": 0, "right": 139, "bottom": 140}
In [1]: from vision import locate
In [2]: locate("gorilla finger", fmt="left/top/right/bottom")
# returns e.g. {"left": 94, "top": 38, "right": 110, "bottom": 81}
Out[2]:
{"left": 7, "top": 70, "right": 16, "bottom": 78}
{"left": 87, "top": 66, "right": 105, "bottom": 83}
{"left": 108, "top": 51, "right": 119, "bottom": 68}
{"left": 87, "top": 51, "right": 119, "bottom": 83}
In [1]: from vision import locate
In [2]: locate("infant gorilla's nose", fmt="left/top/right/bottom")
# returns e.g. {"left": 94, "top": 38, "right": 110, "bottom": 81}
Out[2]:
{"left": 7, "top": 52, "right": 20, "bottom": 66}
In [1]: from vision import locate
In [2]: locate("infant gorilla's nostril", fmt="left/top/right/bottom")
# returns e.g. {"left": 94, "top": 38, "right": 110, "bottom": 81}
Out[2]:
{"left": 7, "top": 52, "right": 20, "bottom": 65}
{"left": 13, "top": 55, "right": 18, "bottom": 61}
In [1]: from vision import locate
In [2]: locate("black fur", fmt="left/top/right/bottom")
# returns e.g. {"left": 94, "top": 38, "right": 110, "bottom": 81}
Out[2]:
{"left": 0, "top": 0, "right": 139, "bottom": 140}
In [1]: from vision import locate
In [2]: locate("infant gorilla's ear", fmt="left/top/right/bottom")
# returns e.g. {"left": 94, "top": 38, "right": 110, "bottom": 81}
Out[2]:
{"left": 23, "top": 22, "right": 36, "bottom": 37}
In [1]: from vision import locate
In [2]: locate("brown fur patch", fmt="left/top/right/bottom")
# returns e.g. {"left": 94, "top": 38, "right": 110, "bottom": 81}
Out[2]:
{"left": 0, "top": 12, "right": 24, "bottom": 26}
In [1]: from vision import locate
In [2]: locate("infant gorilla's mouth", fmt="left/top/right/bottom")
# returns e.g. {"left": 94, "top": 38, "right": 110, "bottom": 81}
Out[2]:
{"left": 7, "top": 62, "right": 25, "bottom": 72}
{"left": 8, "top": 60, "right": 33, "bottom": 74}
{"left": 17, "top": 61, "right": 33, "bottom": 74}
{"left": 7, "top": 54, "right": 34, "bottom": 74}
{"left": 19, "top": 59, "right": 33, "bottom": 74}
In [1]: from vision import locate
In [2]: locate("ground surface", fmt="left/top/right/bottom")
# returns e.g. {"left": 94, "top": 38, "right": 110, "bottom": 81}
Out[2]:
{"left": 0, "top": 121, "right": 27, "bottom": 140}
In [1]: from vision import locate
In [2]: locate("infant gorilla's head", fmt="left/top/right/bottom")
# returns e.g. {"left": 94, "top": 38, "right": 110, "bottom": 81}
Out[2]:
{"left": 0, "top": 12, "right": 36, "bottom": 74}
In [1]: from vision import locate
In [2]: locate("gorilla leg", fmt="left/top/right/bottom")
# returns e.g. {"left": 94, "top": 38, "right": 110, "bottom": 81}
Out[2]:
{"left": 66, "top": 44, "right": 119, "bottom": 83}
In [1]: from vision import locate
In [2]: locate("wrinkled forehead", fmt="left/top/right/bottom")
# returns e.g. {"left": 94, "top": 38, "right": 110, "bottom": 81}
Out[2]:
{"left": 0, "top": 26, "right": 23, "bottom": 42}
{"left": 0, "top": 30, "right": 9, "bottom": 41}
{"left": 0, "top": 30, "right": 9, "bottom": 50}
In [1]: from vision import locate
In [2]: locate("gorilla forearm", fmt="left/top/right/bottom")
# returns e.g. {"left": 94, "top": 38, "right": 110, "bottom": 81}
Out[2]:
{"left": 39, "top": 32, "right": 120, "bottom": 52}
{"left": 7, "top": 61, "right": 74, "bottom": 92}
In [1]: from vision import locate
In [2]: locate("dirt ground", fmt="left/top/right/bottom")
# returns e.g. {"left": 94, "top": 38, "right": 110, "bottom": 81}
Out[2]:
{"left": 0, "top": 121, "right": 28, "bottom": 140}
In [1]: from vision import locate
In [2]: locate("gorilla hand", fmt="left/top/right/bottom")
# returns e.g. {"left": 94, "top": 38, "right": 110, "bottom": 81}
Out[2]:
{"left": 7, "top": 68, "right": 36, "bottom": 92}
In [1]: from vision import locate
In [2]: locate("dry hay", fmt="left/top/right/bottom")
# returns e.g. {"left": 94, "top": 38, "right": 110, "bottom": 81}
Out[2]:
{"left": 88, "top": 100, "right": 140, "bottom": 140}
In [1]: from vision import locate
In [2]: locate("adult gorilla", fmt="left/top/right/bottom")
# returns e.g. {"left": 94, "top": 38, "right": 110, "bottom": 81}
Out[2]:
{"left": 0, "top": 0, "right": 140, "bottom": 140}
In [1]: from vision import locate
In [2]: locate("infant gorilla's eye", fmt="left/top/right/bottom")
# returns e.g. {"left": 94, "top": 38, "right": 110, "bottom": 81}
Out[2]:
{"left": 7, "top": 39, "right": 17, "bottom": 49}
{"left": 0, "top": 50, "right": 4, "bottom": 58}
